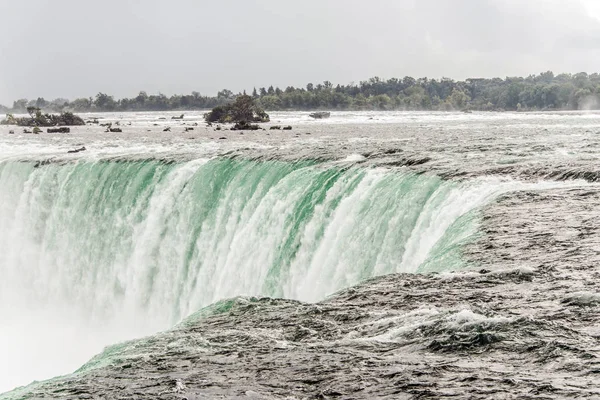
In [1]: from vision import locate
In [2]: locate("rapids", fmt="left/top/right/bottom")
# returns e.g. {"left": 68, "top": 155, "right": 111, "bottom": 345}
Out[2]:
{"left": 2, "top": 111, "right": 600, "bottom": 398}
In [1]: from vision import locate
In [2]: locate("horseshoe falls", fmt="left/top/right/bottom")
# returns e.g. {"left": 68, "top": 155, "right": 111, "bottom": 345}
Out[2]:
{"left": 0, "top": 157, "right": 526, "bottom": 393}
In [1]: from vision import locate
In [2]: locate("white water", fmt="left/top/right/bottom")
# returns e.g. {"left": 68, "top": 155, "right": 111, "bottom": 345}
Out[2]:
{"left": 0, "top": 155, "right": 590, "bottom": 394}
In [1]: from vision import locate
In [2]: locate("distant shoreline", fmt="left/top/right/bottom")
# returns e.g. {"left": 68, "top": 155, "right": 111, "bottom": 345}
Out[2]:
{"left": 3, "top": 72, "right": 600, "bottom": 115}
{"left": 4, "top": 109, "right": 600, "bottom": 118}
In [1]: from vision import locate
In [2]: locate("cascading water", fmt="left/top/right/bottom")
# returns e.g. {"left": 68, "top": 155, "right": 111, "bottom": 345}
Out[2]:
{"left": 0, "top": 157, "right": 544, "bottom": 393}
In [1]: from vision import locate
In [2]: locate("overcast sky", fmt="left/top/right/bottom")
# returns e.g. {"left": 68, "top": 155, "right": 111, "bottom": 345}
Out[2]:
{"left": 1, "top": 0, "right": 600, "bottom": 104}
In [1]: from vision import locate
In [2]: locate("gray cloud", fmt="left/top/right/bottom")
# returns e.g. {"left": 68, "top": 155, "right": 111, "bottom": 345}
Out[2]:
{"left": 0, "top": 0, "right": 599, "bottom": 104}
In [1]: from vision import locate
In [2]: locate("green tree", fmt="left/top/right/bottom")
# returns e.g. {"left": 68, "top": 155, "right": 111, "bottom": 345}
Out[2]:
{"left": 259, "top": 95, "right": 282, "bottom": 110}
{"left": 12, "top": 99, "right": 28, "bottom": 111}
{"left": 94, "top": 93, "right": 117, "bottom": 111}
{"left": 449, "top": 88, "right": 471, "bottom": 109}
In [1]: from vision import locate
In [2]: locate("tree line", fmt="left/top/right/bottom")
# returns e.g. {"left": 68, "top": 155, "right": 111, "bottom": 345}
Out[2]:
{"left": 2, "top": 71, "right": 600, "bottom": 113}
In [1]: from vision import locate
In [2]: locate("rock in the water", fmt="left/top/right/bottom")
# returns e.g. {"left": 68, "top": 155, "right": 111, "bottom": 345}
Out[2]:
{"left": 47, "top": 127, "right": 70, "bottom": 133}
{"left": 231, "top": 121, "right": 260, "bottom": 131}
{"left": 283, "top": 126, "right": 293, "bottom": 130}
{"left": 309, "top": 111, "right": 331, "bottom": 119}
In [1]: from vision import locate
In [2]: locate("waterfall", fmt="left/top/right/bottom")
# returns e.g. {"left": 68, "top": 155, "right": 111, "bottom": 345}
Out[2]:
{"left": 0, "top": 157, "right": 519, "bottom": 392}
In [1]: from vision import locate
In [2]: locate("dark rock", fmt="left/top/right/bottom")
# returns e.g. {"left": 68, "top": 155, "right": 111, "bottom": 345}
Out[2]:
{"left": 270, "top": 126, "right": 282, "bottom": 130}
{"left": 108, "top": 128, "right": 122, "bottom": 133}
{"left": 47, "top": 127, "right": 70, "bottom": 133}
{"left": 163, "top": 127, "right": 171, "bottom": 132}
{"left": 231, "top": 121, "right": 260, "bottom": 131}
{"left": 283, "top": 126, "right": 293, "bottom": 130}
{"left": 67, "top": 146, "right": 86, "bottom": 154}
{"left": 171, "top": 114, "right": 184, "bottom": 120}
{"left": 309, "top": 111, "right": 331, "bottom": 119}
{"left": 8, "top": 130, "right": 14, "bottom": 134}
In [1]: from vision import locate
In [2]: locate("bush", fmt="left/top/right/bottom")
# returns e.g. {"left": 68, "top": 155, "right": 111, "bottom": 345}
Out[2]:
{"left": 204, "top": 95, "right": 269, "bottom": 123}
{"left": 0, "top": 109, "right": 85, "bottom": 127}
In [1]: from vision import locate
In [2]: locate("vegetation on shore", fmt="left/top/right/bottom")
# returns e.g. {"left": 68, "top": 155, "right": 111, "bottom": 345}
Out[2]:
{"left": 0, "top": 107, "right": 85, "bottom": 126}
{"left": 3, "top": 71, "right": 600, "bottom": 113}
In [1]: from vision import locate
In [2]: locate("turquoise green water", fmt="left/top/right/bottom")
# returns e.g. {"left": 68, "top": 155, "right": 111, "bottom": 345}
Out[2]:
{"left": 0, "top": 158, "right": 491, "bottom": 326}
{"left": 0, "top": 157, "right": 504, "bottom": 396}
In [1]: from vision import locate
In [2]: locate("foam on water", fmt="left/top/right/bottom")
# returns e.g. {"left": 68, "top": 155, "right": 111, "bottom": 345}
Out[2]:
{"left": 1, "top": 110, "right": 599, "bottom": 394}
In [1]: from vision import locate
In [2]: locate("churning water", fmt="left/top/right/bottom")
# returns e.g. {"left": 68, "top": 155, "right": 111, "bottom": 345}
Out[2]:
{"left": 1, "top": 111, "right": 599, "bottom": 397}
